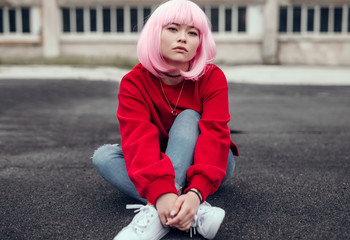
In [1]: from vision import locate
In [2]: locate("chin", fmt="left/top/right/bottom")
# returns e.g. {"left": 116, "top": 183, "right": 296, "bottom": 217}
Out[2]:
{"left": 166, "top": 59, "right": 188, "bottom": 65}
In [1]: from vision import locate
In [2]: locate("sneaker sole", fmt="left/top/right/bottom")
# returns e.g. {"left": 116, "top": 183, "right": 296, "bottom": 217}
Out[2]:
{"left": 154, "top": 227, "right": 170, "bottom": 240}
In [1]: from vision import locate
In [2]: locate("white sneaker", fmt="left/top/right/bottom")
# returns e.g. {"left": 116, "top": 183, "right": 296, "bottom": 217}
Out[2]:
{"left": 113, "top": 204, "right": 170, "bottom": 240}
{"left": 190, "top": 202, "right": 225, "bottom": 239}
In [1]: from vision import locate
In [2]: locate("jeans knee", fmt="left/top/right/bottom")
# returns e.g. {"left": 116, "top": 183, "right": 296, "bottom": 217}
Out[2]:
{"left": 92, "top": 144, "right": 122, "bottom": 170}
{"left": 168, "top": 111, "right": 201, "bottom": 151}
{"left": 178, "top": 109, "right": 201, "bottom": 122}
{"left": 173, "top": 109, "right": 201, "bottom": 132}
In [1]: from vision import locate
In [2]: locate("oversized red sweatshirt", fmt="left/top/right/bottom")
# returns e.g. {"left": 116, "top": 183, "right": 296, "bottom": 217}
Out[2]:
{"left": 117, "top": 63, "right": 238, "bottom": 205}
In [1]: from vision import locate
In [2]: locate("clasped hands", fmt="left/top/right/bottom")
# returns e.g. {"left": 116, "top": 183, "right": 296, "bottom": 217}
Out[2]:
{"left": 156, "top": 190, "right": 202, "bottom": 231}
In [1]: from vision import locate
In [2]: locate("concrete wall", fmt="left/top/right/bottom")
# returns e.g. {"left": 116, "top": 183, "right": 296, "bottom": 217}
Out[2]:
{"left": 1, "top": 0, "right": 350, "bottom": 66}
{"left": 60, "top": 37, "right": 138, "bottom": 59}
{"left": 279, "top": 37, "right": 350, "bottom": 65}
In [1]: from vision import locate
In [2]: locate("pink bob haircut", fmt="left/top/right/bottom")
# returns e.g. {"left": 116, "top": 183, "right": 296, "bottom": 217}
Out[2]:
{"left": 137, "top": 0, "right": 216, "bottom": 80}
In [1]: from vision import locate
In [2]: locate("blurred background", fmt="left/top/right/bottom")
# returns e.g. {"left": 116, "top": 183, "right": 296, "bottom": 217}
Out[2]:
{"left": 0, "top": 0, "right": 349, "bottom": 68}
{"left": 1, "top": 2, "right": 350, "bottom": 239}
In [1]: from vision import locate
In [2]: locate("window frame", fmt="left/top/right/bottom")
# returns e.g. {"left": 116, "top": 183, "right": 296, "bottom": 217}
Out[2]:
{"left": 279, "top": 4, "right": 350, "bottom": 35}
{"left": 0, "top": 6, "right": 40, "bottom": 44}
{"left": 60, "top": 4, "right": 248, "bottom": 36}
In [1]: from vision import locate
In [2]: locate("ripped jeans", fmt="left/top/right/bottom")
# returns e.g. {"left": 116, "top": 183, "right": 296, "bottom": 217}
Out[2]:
{"left": 92, "top": 109, "right": 235, "bottom": 204}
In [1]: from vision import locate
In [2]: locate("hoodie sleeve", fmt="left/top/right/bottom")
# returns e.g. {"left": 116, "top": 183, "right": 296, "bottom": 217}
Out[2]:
{"left": 185, "top": 67, "right": 232, "bottom": 202}
{"left": 117, "top": 76, "right": 178, "bottom": 205}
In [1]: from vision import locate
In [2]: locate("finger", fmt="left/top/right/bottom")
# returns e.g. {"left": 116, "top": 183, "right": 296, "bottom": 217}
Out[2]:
{"left": 177, "top": 223, "right": 192, "bottom": 232}
{"left": 176, "top": 215, "right": 194, "bottom": 230}
{"left": 171, "top": 218, "right": 193, "bottom": 232}
{"left": 166, "top": 216, "right": 179, "bottom": 226}
{"left": 170, "top": 196, "right": 185, "bottom": 217}
{"left": 159, "top": 214, "right": 168, "bottom": 228}
{"left": 166, "top": 213, "right": 184, "bottom": 226}
{"left": 167, "top": 209, "right": 193, "bottom": 229}
{"left": 173, "top": 206, "right": 197, "bottom": 230}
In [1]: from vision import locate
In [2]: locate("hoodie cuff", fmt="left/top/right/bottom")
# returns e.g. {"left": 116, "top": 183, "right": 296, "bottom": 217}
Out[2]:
{"left": 185, "top": 174, "right": 213, "bottom": 203}
{"left": 143, "top": 176, "right": 178, "bottom": 205}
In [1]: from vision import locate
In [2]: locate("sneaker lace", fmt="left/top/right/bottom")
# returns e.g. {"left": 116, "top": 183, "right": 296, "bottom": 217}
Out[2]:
{"left": 189, "top": 202, "right": 211, "bottom": 238}
{"left": 126, "top": 204, "right": 156, "bottom": 234}
{"left": 189, "top": 215, "right": 198, "bottom": 238}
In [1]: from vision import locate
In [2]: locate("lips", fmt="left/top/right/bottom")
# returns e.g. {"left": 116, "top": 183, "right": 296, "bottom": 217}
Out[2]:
{"left": 173, "top": 46, "right": 188, "bottom": 52}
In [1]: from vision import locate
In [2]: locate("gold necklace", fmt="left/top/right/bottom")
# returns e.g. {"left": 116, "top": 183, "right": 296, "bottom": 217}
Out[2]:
{"left": 159, "top": 79, "right": 185, "bottom": 116}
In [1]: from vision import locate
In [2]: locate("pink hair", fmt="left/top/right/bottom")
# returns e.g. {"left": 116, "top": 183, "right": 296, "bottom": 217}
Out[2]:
{"left": 137, "top": 0, "right": 216, "bottom": 80}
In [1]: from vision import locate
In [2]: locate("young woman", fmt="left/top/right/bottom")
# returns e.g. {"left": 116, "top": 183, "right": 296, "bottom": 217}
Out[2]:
{"left": 92, "top": 0, "right": 238, "bottom": 239}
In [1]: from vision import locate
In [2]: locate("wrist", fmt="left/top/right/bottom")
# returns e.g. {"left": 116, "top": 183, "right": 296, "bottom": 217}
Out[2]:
{"left": 187, "top": 188, "right": 203, "bottom": 203}
{"left": 156, "top": 192, "right": 177, "bottom": 204}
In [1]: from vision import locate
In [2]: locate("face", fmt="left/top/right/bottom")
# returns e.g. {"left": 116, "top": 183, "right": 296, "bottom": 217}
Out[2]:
{"left": 161, "top": 23, "right": 200, "bottom": 70}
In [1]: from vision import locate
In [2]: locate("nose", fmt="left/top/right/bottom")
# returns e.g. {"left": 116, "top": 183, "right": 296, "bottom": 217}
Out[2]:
{"left": 177, "top": 30, "right": 187, "bottom": 43}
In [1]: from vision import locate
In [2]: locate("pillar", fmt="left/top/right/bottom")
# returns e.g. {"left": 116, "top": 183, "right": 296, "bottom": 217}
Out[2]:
{"left": 262, "top": 0, "right": 279, "bottom": 64}
{"left": 42, "top": 0, "right": 60, "bottom": 58}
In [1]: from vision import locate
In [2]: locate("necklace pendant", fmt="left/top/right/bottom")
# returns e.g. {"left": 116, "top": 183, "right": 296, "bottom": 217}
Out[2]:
{"left": 171, "top": 110, "right": 177, "bottom": 116}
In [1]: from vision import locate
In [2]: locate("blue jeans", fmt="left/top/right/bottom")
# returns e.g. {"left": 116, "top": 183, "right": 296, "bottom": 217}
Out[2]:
{"left": 92, "top": 109, "right": 235, "bottom": 204}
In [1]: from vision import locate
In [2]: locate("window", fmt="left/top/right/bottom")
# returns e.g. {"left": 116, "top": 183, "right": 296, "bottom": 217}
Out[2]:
{"left": 9, "top": 9, "right": 16, "bottom": 32}
{"left": 62, "top": 8, "right": 70, "bottom": 32}
{"left": 143, "top": 8, "right": 151, "bottom": 25}
{"left": 348, "top": 8, "right": 350, "bottom": 32}
{"left": 307, "top": 8, "right": 314, "bottom": 32}
{"left": 334, "top": 7, "right": 342, "bottom": 33}
{"left": 103, "top": 8, "right": 111, "bottom": 32}
{"left": 320, "top": 7, "right": 329, "bottom": 32}
{"left": 211, "top": 8, "right": 219, "bottom": 32}
{"left": 225, "top": 8, "right": 232, "bottom": 32}
{"left": 61, "top": 6, "right": 150, "bottom": 34}
{"left": 279, "top": 7, "right": 287, "bottom": 32}
{"left": 22, "top": 8, "right": 30, "bottom": 33}
{"left": 116, "top": 8, "right": 124, "bottom": 32}
{"left": 0, "top": 8, "right": 3, "bottom": 33}
{"left": 0, "top": 7, "right": 32, "bottom": 34}
{"left": 130, "top": 7, "right": 138, "bottom": 32}
{"left": 90, "top": 8, "right": 97, "bottom": 32}
{"left": 238, "top": 7, "right": 246, "bottom": 32}
{"left": 203, "top": 5, "right": 247, "bottom": 34}
{"left": 60, "top": 5, "right": 247, "bottom": 35}
{"left": 293, "top": 7, "right": 301, "bottom": 32}
{"left": 76, "top": 8, "right": 84, "bottom": 32}
{"left": 279, "top": 5, "right": 350, "bottom": 34}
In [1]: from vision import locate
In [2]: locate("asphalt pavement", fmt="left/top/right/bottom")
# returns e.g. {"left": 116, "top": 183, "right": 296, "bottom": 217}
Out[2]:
{"left": 0, "top": 66, "right": 349, "bottom": 240}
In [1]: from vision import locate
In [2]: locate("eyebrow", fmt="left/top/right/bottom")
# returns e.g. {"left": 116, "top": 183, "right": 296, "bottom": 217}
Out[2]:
{"left": 170, "top": 23, "right": 196, "bottom": 29}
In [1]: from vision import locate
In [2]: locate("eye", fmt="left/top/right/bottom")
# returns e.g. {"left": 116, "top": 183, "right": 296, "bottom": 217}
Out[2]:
{"left": 189, "top": 31, "right": 198, "bottom": 36}
{"left": 167, "top": 26, "right": 177, "bottom": 32}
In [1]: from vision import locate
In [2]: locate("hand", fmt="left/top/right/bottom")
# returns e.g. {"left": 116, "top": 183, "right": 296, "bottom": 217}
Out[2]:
{"left": 166, "top": 191, "right": 201, "bottom": 231}
{"left": 155, "top": 193, "right": 178, "bottom": 227}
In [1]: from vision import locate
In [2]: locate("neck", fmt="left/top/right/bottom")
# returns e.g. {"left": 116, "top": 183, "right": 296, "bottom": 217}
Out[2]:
{"left": 162, "top": 72, "right": 182, "bottom": 78}
{"left": 160, "top": 74, "right": 184, "bottom": 85}
{"left": 160, "top": 62, "right": 190, "bottom": 85}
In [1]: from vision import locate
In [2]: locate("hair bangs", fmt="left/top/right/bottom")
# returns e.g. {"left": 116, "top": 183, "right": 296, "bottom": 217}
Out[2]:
{"left": 159, "top": 0, "right": 209, "bottom": 36}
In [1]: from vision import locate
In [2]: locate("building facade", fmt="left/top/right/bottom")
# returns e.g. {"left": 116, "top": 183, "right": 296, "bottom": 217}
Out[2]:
{"left": 0, "top": 0, "right": 350, "bottom": 66}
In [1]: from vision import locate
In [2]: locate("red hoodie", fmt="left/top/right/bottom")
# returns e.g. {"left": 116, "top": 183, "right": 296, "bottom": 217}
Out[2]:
{"left": 117, "top": 63, "right": 238, "bottom": 205}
